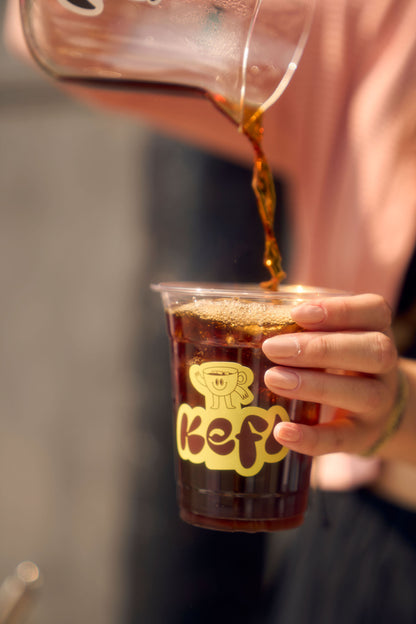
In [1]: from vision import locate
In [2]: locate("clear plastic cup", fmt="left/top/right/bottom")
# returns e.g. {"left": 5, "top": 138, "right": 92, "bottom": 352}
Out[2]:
{"left": 152, "top": 282, "right": 338, "bottom": 532}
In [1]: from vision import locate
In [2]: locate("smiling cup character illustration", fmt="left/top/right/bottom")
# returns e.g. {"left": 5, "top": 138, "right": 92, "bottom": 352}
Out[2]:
{"left": 189, "top": 362, "right": 254, "bottom": 410}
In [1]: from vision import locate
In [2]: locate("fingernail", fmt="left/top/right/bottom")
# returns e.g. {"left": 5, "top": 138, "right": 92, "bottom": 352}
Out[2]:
{"left": 265, "top": 369, "right": 300, "bottom": 390}
{"left": 274, "top": 422, "right": 301, "bottom": 443}
{"left": 263, "top": 335, "right": 301, "bottom": 358}
{"left": 291, "top": 303, "right": 327, "bottom": 324}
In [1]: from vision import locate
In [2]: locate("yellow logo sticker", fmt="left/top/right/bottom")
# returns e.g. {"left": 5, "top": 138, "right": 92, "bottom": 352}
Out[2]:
{"left": 176, "top": 362, "right": 289, "bottom": 477}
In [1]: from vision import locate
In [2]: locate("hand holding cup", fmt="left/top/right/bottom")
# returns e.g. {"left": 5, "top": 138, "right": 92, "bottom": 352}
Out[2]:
{"left": 263, "top": 293, "right": 412, "bottom": 460}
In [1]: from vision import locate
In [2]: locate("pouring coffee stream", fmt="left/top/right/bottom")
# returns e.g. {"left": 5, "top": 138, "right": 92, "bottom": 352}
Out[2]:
{"left": 245, "top": 111, "right": 286, "bottom": 289}
{"left": 212, "top": 96, "right": 286, "bottom": 289}
{"left": 212, "top": 0, "right": 293, "bottom": 289}
{"left": 215, "top": 0, "right": 313, "bottom": 289}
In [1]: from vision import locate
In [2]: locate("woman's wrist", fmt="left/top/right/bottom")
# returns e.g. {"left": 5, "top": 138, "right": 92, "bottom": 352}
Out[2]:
{"left": 376, "top": 358, "right": 416, "bottom": 465}
{"left": 362, "top": 368, "right": 409, "bottom": 457}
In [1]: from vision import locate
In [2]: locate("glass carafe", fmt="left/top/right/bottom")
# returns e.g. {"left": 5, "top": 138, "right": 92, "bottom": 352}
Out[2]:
{"left": 20, "top": 0, "right": 314, "bottom": 127}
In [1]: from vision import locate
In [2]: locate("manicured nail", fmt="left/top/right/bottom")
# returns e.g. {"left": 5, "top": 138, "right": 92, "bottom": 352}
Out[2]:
{"left": 263, "top": 335, "right": 301, "bottom": 358}
{"left": 265, "top": 369, "right": 299, "bottom": 390}
{"left": 291, "top": 303, "right": 327, "bottom": 324}
{"left": 274, "top": 423, "right": 301, "bottom": 443}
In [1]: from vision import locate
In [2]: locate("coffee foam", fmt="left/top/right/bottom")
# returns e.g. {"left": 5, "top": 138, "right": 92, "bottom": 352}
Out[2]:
{"left": 173, "top": 298, "right": 296, "bottom": 329}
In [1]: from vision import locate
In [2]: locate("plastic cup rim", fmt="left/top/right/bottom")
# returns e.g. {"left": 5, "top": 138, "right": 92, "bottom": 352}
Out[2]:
{"left": 150, "top": 282, "right": 346, "bottom": 300}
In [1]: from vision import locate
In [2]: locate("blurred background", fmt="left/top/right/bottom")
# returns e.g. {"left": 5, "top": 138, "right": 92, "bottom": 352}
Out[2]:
{"left": 0, "top": 3, "right": 151, "bottom": 620}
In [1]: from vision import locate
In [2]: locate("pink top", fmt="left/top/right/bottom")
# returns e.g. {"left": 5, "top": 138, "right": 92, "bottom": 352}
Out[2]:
{"left": 263, "top": 0, "right": 416, "bottom": 489}
{"left": 268, "top": 0, "right": 416, "bottom": 307}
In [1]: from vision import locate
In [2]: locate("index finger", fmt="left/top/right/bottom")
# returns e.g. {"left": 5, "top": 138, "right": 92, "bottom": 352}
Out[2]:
{"left": 291, "top": 293, "right": 392, "bottom": 332}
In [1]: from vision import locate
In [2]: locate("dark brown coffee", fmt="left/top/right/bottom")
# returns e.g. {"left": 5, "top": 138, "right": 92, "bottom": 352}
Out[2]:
{"left": 167, "top": 297, "right": 319, "bottom": 532}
